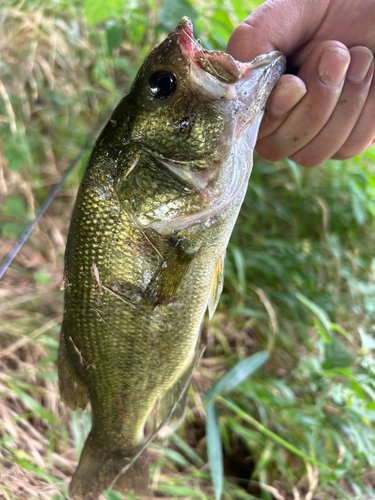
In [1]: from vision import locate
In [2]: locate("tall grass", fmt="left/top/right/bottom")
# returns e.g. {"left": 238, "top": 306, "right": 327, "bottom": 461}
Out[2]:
{"left": 0, "top": 1, "right": 375, "bottom": 499}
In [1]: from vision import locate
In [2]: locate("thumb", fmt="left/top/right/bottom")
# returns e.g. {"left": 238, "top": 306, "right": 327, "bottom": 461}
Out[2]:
{"left": 227, "top": 0, "right": 331, "bottom": 63}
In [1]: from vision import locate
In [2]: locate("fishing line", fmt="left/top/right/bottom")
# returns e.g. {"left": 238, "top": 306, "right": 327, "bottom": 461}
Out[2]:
{"left": 0, "top": 137, "right": 92, "bottom": 280}
{"left": 0, "top": 94, "right": 123, "bottom": 281}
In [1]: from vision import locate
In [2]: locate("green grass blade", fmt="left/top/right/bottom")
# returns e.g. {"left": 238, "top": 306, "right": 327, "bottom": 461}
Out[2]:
{"left": 103, "top": 490, "right": 123, "bottom": 500}
{"left": 204, "top": 351, "right": 268, "bottom": 402}
{"left": 151, "top": 444, "right": 190, "bottom": 466}
{"left": 169, "top": 433, "right": 205, "bottom": 467}
{"left": 217, "top": 396, "right": 331, "bottom": 471}
{"left": 206, "top": 401, "right": 223, "bottom": 500}
{"left": 157, "top": 484, "right": 206, "bottom": 498}
{"left": 296, "top": 292, "right": 331, "bottom": 332}
{"left": 8, "top": 383, "right": 56, "bottom": 424}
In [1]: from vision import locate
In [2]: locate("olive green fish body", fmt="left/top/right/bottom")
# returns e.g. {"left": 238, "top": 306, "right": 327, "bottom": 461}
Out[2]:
{"left": 59, "top": 17, "right": 285, "bottom": 499}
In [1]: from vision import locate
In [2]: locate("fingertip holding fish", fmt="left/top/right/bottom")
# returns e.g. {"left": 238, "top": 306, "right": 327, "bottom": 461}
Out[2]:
{"left": 267, "top": 76, "right": 307, "bottom": 117}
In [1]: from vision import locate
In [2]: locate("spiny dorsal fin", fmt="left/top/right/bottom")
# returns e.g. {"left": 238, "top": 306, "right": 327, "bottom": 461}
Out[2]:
{"left": 208, "top": 251, "right": 225, "bottom": 319}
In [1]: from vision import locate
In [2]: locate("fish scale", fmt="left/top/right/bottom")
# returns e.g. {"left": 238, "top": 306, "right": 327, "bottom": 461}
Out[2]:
{"left": 58, "top": 17, "right": 285, "bottom": 499}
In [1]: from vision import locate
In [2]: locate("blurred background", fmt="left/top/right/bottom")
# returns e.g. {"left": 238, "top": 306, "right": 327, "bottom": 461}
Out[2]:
{"left": 1, "top": 0, "right": 375, "bottom": 499}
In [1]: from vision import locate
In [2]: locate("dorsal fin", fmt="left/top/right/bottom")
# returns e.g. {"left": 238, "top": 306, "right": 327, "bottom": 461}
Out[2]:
{"left": 208, "top": 251, "right": 225, "bottom": 319}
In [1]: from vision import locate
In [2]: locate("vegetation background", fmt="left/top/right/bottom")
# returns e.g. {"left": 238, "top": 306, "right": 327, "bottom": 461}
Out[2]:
{"left": 0, "top": 0, "right": 375, "bottom": 499}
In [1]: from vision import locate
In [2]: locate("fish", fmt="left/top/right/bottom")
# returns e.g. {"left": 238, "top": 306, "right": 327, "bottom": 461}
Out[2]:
{"left": 58, "top": 17, "right": 285, "bottom": 500}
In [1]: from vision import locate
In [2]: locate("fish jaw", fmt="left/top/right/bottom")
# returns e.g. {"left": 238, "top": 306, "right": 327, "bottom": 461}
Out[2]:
{"left": 174, "top": 17, "right": 285, "bottom": 114}
{"left": 234, "top": 51, "right": 286, "bottom": 139}
{"left": 174, "top": 17, "right": 241, "bottom": 83}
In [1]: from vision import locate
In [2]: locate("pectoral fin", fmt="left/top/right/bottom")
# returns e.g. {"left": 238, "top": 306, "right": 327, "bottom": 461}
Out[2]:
{"left": 144, "top": 239, "right": 198, "bottom": 306}
{"left": 208, "top": 251, "right": 225, "bottom": 319}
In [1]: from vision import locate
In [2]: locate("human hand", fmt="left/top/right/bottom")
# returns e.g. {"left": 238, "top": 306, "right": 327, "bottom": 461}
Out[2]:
{"left": 227, "top": 0, "right": 375, "bottom": 167}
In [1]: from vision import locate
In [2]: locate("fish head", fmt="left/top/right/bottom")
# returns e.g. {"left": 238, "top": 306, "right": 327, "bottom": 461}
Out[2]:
{"left": 112, "top": 18, "right": 285, "bottom": 233}
{"left": 124, "top": 18, "right": 241, "bottom": 162}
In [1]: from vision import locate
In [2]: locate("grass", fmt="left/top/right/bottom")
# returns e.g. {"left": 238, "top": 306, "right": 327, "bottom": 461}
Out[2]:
{"left": 1, "top": 1, "right": 375, "bottom": 499}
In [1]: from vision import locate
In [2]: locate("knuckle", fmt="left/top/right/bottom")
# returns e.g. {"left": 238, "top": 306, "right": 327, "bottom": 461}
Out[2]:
{"left": 230, "top": 21, "right": 256, "bottom": 43}
{"left": 290, "top": 151, "right": 323, "bottom": 168}
{"left": 255, "top": 141, "right": 286, "bottom": 162}
{"left": 333, "top": 144, "right": 366, "bottom": 160}
{"left": 302, "top": 100, "right": 332, "bottom": 124}
{"left": 336, "top": 97, "right": 366, "bottom": 119}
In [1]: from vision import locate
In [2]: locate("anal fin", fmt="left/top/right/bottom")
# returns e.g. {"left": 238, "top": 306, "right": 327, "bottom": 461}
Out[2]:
{"left": 208, "top": 251, "right": 225, "bottom": 319}
{"left": 158, "top": 345, "right": 205, "bottom": 426}
{"left": 103, "top": 346, "right": 205, "bottom": 496}
{"left": 58, "top": 328, "right": 89, "bottom": 410}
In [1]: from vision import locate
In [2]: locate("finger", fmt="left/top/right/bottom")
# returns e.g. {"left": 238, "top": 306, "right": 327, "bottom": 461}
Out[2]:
{"left": 255, "top": 41, "right": 350, "bottom": 162}
{"left": 258, "top": 75, "right": 306, "bottom": 140}
{"left": 227, "top": 0, "right": 331, "bottom": 62}
{"left": 290, "top": 0, "right": 375, "bottom": 66}
{"left": 333, "top": 54, "right": 375, "bottom": 159}
{"left": 291, "top": 46, "right": 374, "bottom": 166}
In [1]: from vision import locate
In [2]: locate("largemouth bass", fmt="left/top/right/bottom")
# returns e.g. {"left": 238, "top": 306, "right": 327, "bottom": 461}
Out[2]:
{"left": 58, "top": 17, "right": 285, "bottom": 499}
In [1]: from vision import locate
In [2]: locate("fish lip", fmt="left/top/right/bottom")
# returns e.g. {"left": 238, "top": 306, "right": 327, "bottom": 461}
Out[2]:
{"left": 173, "top": 22, "right": 285, "bottom": 104}
{"left": 174, "top": 17, "right": 196, "bottom": 57}
{"left": 173, "top": 17, "right": 242, "bottom": 85}
{"left": 172, "top": 19, "right": 285, "bottom": 88}
{"left": 243, "top": 51, "right": 286, "bottom": 72}
{"left": 238, "top": 50, "right": 286, "bottom": 89}
{"left": 233, "top": 51, "right": 286, "bottom": 137}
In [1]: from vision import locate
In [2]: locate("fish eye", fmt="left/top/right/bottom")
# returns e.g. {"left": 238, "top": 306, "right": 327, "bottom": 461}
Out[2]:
{"left": 149, "top": 71, "right": 177, "bottom": 99}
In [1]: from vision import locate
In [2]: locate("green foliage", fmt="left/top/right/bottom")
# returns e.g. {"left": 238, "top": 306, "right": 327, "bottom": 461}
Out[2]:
{"left": 159, "top": 0, "right": 199, "bottom": 32}
{"left": 322, "top": 339, "right": 354, "bottom": 370}
{"left": 84, "top": 0, "right": 127, "bottom": 25}
{"left": 103, "top": 489, "right": 124, "bottom": 500}
{"left": 215, "top": 154, "right": 375, "bottom": 498}
{"left": 3, "top": 196, "right": 27, "bottom": 218}
{"left": 106, "top": 23, "right": 123, "bottom": 52}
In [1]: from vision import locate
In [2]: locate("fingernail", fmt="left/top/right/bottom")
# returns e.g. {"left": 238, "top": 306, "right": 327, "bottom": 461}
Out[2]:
{"left": 269, "top": 82, "right": 306, "bottom": 117}
{"left": 346, "top": 47, "right": 373, "bottom": 83}
{"left": 318, "top": 46, "right": 350, "bottom": 87}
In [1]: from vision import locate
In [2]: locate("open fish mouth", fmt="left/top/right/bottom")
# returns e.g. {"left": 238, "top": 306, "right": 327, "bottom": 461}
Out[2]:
{"left": 148, "top": 19, "right": 286, "bottom": 234}
{"left": 176, "top": 17, "right": 242, "bottom": 85}
{"left": 175, "top": 17, "right": 285, "bottom": 109}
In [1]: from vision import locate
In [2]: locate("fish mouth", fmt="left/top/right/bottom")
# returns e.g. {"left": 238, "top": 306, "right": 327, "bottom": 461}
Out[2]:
{"left": 175, "top": 17, "right": 242, "bottom": 85}
{"left": 173, "top": 18, "right": 285, "bottom": 107}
